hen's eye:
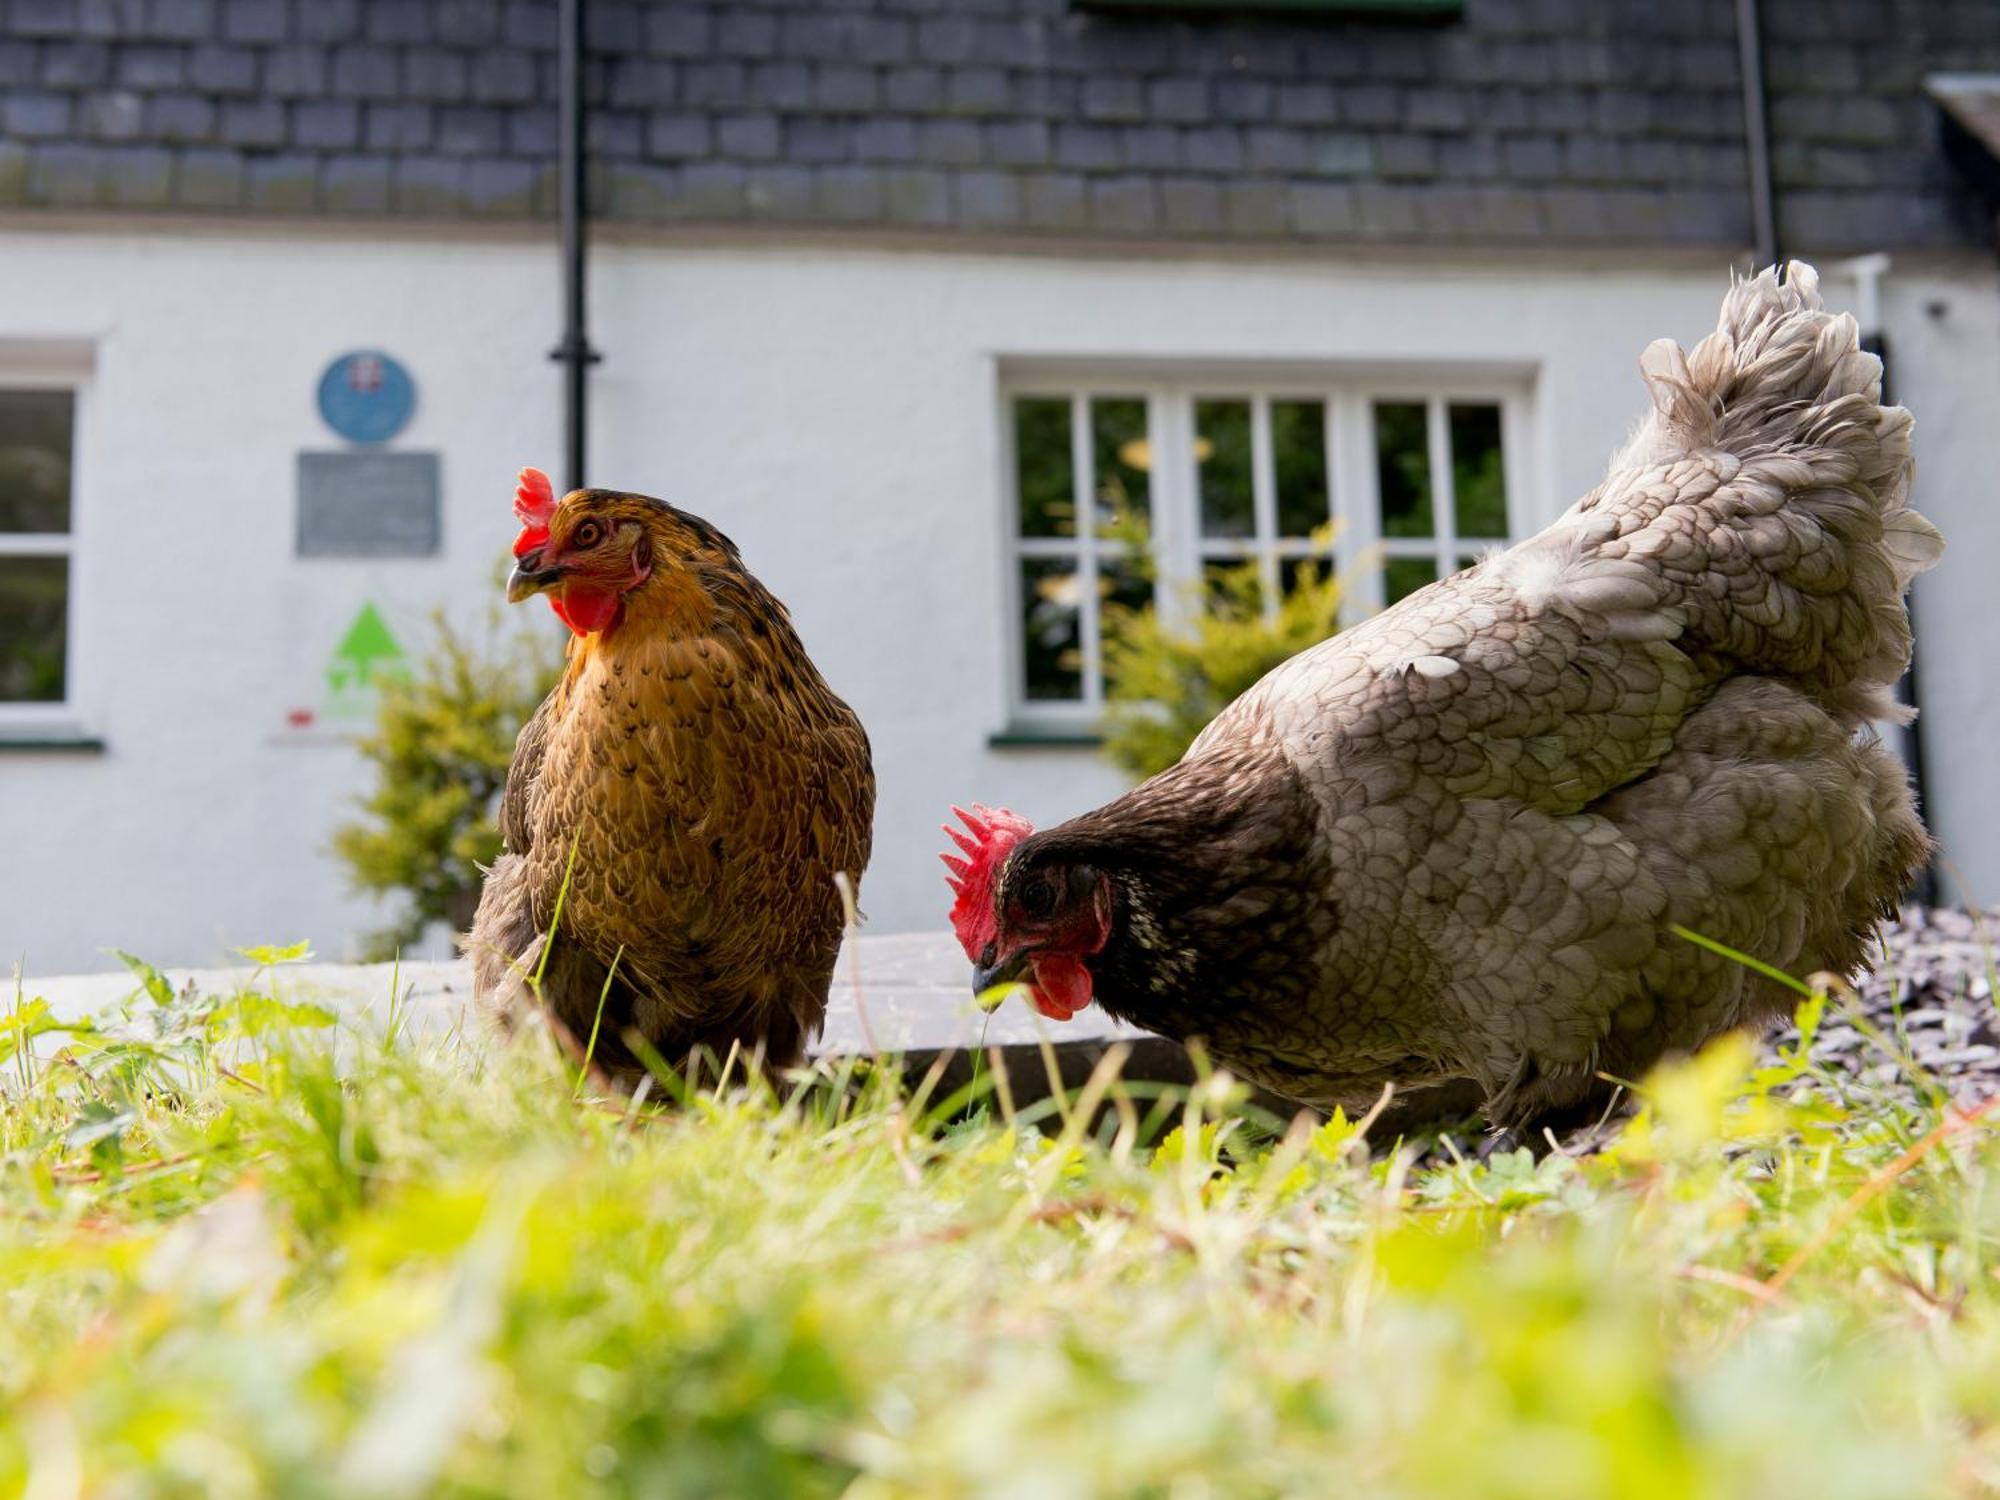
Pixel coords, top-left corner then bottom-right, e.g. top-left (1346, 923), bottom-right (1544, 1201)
top-left (572, 520), bottom-right (603, 549)
top-left (1019, 877), bottom-right (1058, 920)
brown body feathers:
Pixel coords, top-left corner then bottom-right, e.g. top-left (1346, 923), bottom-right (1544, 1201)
top-left (468, 486), bottom-right (874, 1077)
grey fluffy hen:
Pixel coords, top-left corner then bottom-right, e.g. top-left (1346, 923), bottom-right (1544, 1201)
top-left (948, 262), bottom-right (1945, 1134)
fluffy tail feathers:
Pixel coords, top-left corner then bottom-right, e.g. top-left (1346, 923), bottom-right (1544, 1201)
top-left (1542, 261), bottom-right (1942, 727)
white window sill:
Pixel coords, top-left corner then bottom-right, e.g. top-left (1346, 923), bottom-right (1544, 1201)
top-left (0, 720), bottom-right (106, 753)
top-left (987, 721), bottom-right (1105, 749)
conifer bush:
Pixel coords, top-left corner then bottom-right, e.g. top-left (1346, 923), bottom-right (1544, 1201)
top-left (333, 610), bottom-right (558, 958)
top-left (1100, 518), bottom-right (1346, 780)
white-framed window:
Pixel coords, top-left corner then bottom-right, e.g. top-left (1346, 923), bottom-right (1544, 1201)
top-left (998, 374), bottom-right (1529, 723)
top-left (0, 382), bottom-right (79, 715)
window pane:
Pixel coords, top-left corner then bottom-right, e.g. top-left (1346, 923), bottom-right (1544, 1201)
top-left (1013, 398), bottom-right (1074, 539)
top-left (0, 554), bottom-right (68, 702)
top-left (1090, 397), bottom-right (1150, 528)
top-left (1271, 400), bottom-right (1329, 538)
top-left (1099, 554), bottom-right (1152, 631)
top-left (1373, 401), bottom-right (1433, 539)
top-left (1450, 403), bottom-right (1507, 538)
top-left (1278, 553), bottom-right (1337, 603)
top-left (0, 390), bottom-right (74, 535)
top-left (1020, 557), bottom-right (1083, 701)
top-left (1384, 556), bottom-right (1436, 604)
top-left (1202, 553), bottom-right (1262, 617)
top-left (1195, 399), bottom-right (1254, 539)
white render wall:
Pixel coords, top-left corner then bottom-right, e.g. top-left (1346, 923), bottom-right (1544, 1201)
top-left (1, 223), bottom-right (1994, 974)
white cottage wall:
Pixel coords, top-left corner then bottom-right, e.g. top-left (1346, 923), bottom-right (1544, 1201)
top-left (0, 223), bottom-right (1988, 972)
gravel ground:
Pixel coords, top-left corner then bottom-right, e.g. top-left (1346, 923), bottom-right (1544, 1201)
top-left (1779, 906), bottom-right (2000, 1106)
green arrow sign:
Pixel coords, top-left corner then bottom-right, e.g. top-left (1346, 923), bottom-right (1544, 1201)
top-left (326, 602), bottom-right (406, 693)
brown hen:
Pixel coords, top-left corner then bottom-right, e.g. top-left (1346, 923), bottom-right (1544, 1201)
top-left (468, 469), bottom-right (873, 1078)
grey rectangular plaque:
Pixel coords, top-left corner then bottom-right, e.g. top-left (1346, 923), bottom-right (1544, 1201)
top-left (296, 450), bottom-right (442, 558)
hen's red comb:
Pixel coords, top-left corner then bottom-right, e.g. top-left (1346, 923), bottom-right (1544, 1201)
top-left (941, 804), bottom-right (1035, 962)
top-left (512, 466), bottom-right (558, 559)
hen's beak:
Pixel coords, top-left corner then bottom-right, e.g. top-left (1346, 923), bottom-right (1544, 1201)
top-left (971, 946), bottom-right (1032, 1006)
top-left (507, 553), bottom-right (562, 603)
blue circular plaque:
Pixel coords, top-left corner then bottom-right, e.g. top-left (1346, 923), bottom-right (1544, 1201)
top-left (316, 350), bottom-right (416, 446)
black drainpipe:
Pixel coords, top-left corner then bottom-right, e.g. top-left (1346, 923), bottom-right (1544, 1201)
top-left (1735, 0), bottom-right (1779, 269)
top-left (550, 0), bottom-right (600, 493)
top-left (1860, 323), bottom-right (1940, 906)
top-left (1738, 3), bottom-right (1937, 903)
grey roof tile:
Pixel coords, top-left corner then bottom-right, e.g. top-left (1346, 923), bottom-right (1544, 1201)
top-left (677, 161), bottom-right (746, 218)
top-left (321, 151), bottom-right (391, 211)
top-left (1182, 124), bottom-right (1244, 174)
top-left (15, 0), bottom-right (84, 37)
top-left (1088, 173), bottom-right (1156, 234)
top-left (330, 45), bottom-right (399, 100)
top-left (376, 100), bottom-right (438, 152)
top-left (295, 0), bottom-right (356, 43)
top-left (985, 118), bottom-right (1049, 166)
top-left (0, 142), bottom-right (26, 202)
top-left (464, 153), bottom-right (537, 214)
top-left (1223, 178), bottom-right (1287, 236)
top-left (113, 43), bottom-right (183, 88)
top-left (714, 11), bottom-right (778, 58)
top-left (646, 111), bottom-right (710, 160)
top-left (471, 50), bottom-right (536, 105)
top-left (1119, 124), bottom-right (1179, 172)
top-left (747, 63), bottom-right (811, 111)
top-left (294, 101), bottom-right (360, 149)
top-left (146, 90), bottom-right (215, 142)
top-left (42, 39), bottom-right (113, 87)
top-left (882, 65), bottom-right (944, 111)
top-left (956, 166), bottom-right (1022, 228)
top-left (1290, 180), bottom-right (1358, 235)
top-left (1158, 174), bottom-right (1223, 234)
top-left (405, 49), bottom-right (469, 103)
top-left (218, 97), bottom-right (283, 146)
top-left (716, 114), bottom-right (781, 160)
top-left (1021, 169), bottom-right (1087, 230)
top-left (29, 142), bottom-right (114, 204)
top-left (77, 89), bottom-right (145, 138)
top-left (175, 143), bottom-right (243, 204)
top-left (364, 0), bottom-right (430, 45)
top-left (6, 92), bottom-right (77, 139)
top-left (947, 67), bottom-right (1010, 117)
top-left (257, 43), bottom-right (321, 94)
top-left (101, 142), bottom-right (172, 202)
top-left (740, 163), bottom-right (811, 219)
top-left (645, 6), bottom-right (709, 59)
top-left (430, 0), bottom-right (496, 47)
top-left (813, 163), bottom-right (887, 221)
top-left (185, 40), bottom-right (253, 91)
top-left (919, 116), bottom-right (982, 165)
top-left (245, 149), bottom-right (317, 209)
top-left (882, 164), bottom-right (949, 222)
top-left (855, 115), bottom-right (919, 161)
top-left (815, 65), bottom-right (880, 115)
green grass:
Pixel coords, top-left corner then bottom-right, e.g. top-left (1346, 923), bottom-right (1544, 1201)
top-left (3, 953), bottom-right (1998, 1499)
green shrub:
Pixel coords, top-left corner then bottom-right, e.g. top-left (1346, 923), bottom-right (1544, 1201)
top-left (1100, 517), bottom-right (1346, 780)
top-left (333, 609), bottom-right (559, 959)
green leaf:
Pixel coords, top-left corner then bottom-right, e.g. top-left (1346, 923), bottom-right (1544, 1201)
top-left (65, 1100), bottom-right (137, 1151)
top-left (110, 949), bottom-right (176, 1008)
top-left (234, 941), bottom-right (315, 966)
top-left (206, 993), bottom-right (338, 1040)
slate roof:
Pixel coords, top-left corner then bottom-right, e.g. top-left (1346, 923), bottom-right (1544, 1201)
top-left (1, 0), bottom-right (1997, 252)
